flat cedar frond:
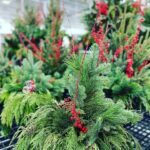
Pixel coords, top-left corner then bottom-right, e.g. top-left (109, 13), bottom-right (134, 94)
top-left (1, 92), bottom-right (52, 127)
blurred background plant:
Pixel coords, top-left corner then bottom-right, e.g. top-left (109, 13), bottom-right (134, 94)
top-left (81, 0), bottom-right (150, 50)
top-left (3, 0), bottom-right (68, 77)
top-left (0, 52), bottom-right (64, 135)
top-left (87, 1), bottom-right (150, 111)
top-left (3, 6), bottom-right (46, 62)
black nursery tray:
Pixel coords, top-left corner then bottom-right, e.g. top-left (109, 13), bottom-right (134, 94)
top-left (0, 135), bottom-right (14, 150)
top-left (126, 112), bottom-right (150, 150)
top-left (0, 126), bottom-right (17, 150)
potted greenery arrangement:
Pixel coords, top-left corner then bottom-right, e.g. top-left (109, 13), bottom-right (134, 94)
top-left (89, 4), bottom-right (150, 111)
top-left (0, 52), bottom-right (65, 134)
top-left (13, 47), bottom-right (141, 149)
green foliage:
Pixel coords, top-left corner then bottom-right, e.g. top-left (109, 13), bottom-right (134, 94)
top-left (14, 46), bottom-right (141, 149)
top-left (140, 8), bottom-right (150, 41)
top-left (0, 52), bottom-right (12, 87)
top-left (142, 8), bottom-right (150, 28)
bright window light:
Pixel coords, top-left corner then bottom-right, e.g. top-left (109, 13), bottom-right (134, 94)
top-left (2, 0), bottom-right (11, 5)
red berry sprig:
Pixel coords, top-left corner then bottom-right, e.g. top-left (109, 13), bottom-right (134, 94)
top-left (63, 98), bottom-right (88, 133)
top-left (22, 80), bottom-right (36, 93)
top-left (70, 105), bottom-right (88, 133)
top-left (92, 26), bottom-right (108, 65)
top-left (96, 2), bottom-right (108, 16)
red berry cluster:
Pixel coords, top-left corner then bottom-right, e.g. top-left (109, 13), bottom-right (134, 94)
top-left (125, 51), bottom-right (135, 78)
top-left (62, 98), bottom-right (88, 133)
top-left (20, 33), bottom-right (63, 63)
top-left (52, 38), bottom-right (63, 61)
top-left (112, 18), bottom-right (145, 77)
top-left (96, 2), bottom-right (108, 16)
top-left (132, 0), bottom-right (144, 16)
top-left (138, 60), bottom-right (149, 71)
top-left (112, 47), bottom-right (123, 62)
top-left (70, 105), bottom-right (88, 133)
top-left (112, 37), bottom-right (129, 62)
top-left (22, 80), bottom-right (36, 93)
top-left (92, 26), bottom-right (108, 65)
top-left (71, 44), bottom-right (80, 54)
top-left (20, 33), bottom-right (46, 62)
top-left (125, 19), bottom-right (143, 78)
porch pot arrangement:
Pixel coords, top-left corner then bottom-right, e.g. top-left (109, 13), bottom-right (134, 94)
top-left (0, 0), bottom-right (150, 150)
top-left (14, 49), bottom-right (141, 149)
top-left (0, 52), bottom-right (56, 133)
